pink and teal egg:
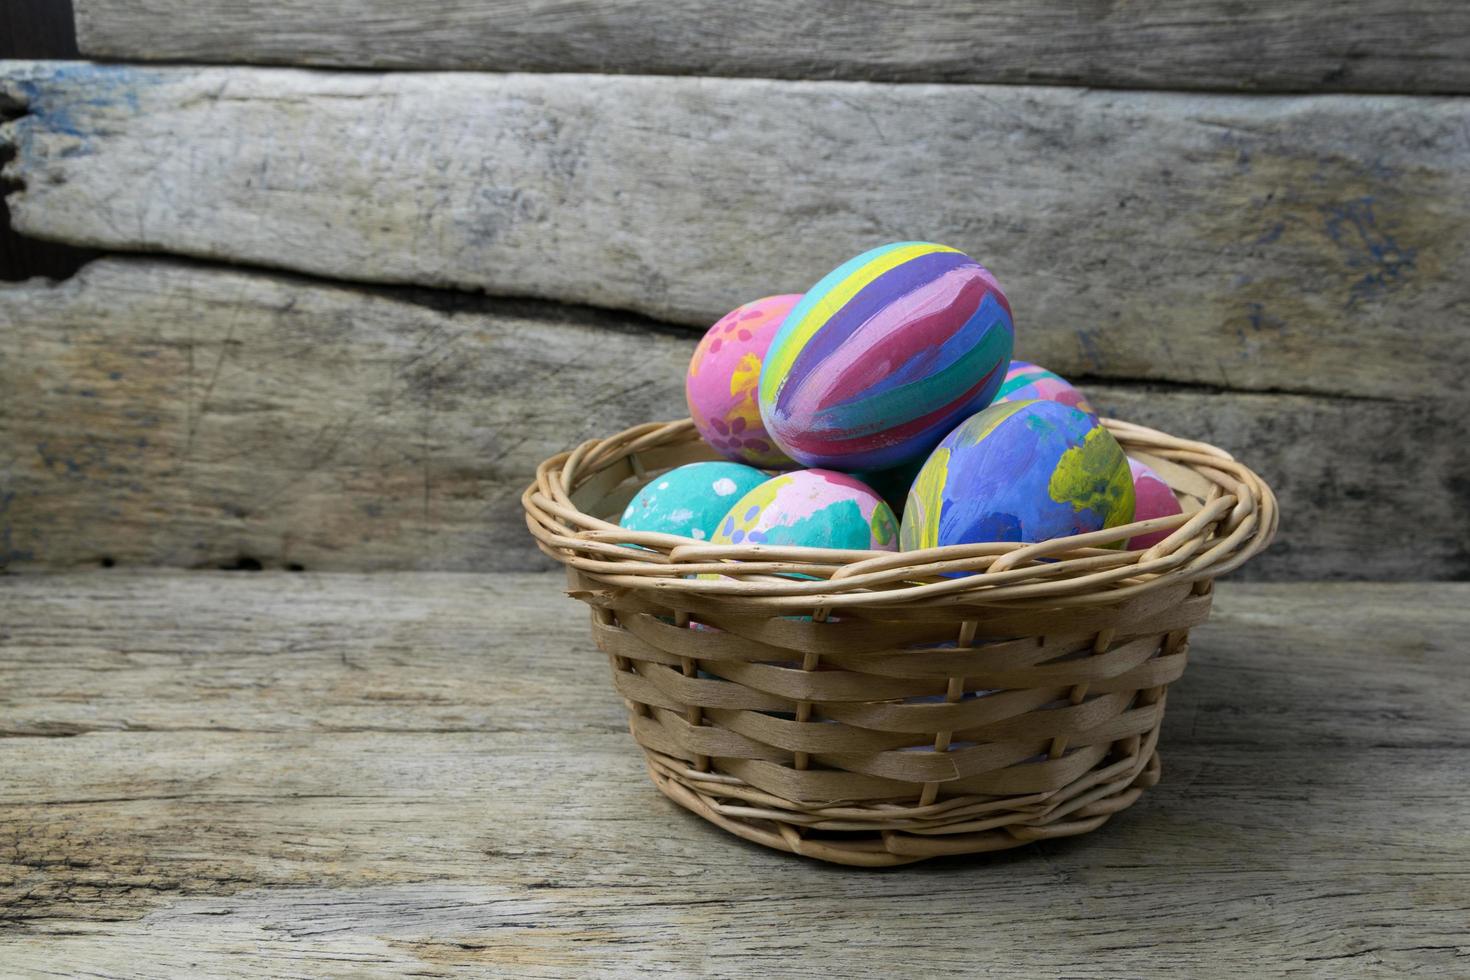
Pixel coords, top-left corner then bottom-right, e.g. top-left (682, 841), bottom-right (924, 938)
top-left (995, 360), bottom-right (1097, 419)
top-left (900, 400), bottom-right (1134, 549)
top-left (758, 242), bottom-right (1014, 471)
top-left (686, 294), bottom-right (802, 468)
top-left (619, 461), bottom-right (768, 541)
top-left (712, 469), bottom-right (899, 551)
top-left (1127, 458), bottom-right (1185, 550)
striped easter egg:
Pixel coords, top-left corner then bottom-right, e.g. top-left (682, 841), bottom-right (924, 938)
top-left (995, 360), bottom-right (1097, 419)
top-left (758, 242), bottom-right (1015, 471)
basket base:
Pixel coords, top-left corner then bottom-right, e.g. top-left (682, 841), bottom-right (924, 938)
top-left (646, 749), bottom-right (1162, 868)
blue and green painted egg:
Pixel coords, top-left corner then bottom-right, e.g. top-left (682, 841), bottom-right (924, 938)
top-left (712, 469), bottom-right (899, 551)
top-left (619, 461), bottom-right (768, 540)
top-left (900, 400), bottom-right (1134, 549)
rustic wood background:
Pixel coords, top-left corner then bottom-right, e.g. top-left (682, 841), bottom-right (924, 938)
top-left (71, 0), bottom-right (1470, 93)
top-left (1, 4), bottom-right (1468, 579)
top-left (4, 572), bottom-right (1468, 976)
top-left (4, 7), bottom-right (1470, 976)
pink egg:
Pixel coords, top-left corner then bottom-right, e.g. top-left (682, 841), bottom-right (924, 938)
top-left (995, 360), bottom-right (1097, 419)
top-left (1128, 458), bottom-right (1185, 550)
top-left (687, 295), bottom-right (802, 468)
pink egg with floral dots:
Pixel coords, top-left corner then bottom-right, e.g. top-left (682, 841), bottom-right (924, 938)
top-left (687, 295), bottom-right (802, 468)
top-left (1128, 458), bottom-right (1185, 550)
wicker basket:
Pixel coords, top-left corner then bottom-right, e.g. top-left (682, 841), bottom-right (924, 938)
top-left (524, 416), bottom-right (1277, 867)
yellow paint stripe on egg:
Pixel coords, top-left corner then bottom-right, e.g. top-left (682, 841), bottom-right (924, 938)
top-left (907, 446), bottom-right (951, 550)
top-left (959, 398), bottom-right (1030, 446)
top-left (761, 242), bottom-right (958, 389)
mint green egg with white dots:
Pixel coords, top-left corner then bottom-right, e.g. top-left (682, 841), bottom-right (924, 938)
top-left (619, 461), bottom-right (768, 541)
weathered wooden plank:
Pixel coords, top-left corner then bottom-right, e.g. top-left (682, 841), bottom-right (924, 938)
top-left (2, 574), bottom-right (1464, 748)
top-left (1, 572), bottom-right (1467, 977)
top-left (4, 62), bottom-right (1468, 403)
top-left (3, 258), bottom-right (1466, 579)
top-left (0, 572), bottom-right (621, 737)
top-left (0, 258), bottom-right (692, 574)
top-left (72, 0), bottom-right (1470, 95)
top-left (0, 0), bottom-right (101, 284)
top-left (5, 742), bottom-right (1466, 976)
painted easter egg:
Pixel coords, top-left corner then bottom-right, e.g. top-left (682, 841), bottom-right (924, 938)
top-left (712, 469), bottom-right (899, 551)
top-left (759, 242), bottom-right (1014, 471)
top-left (619, 461), bottom-right (768, 541)
top-left (1127, 458), bottom-right (1185, 550)
top-left (995, 360), bottom-right (1097, 419)
top-left (900, 400), bottom-right (1134, 549)
top-left (686, 294), bottom-right (802, 468)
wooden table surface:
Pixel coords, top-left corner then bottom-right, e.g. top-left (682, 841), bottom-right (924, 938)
top-left (2, 572), bottom-right (1467, 977)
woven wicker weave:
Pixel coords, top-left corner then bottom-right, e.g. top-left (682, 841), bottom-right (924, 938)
top-left (524, 416), bottom-right (1277, 866)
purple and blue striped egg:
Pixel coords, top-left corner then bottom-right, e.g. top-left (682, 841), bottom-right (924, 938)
top-left (994, 360), bottom-right (1097, 419)
top-left (900, 400), bottom-right (1135, 549)
top-left (711, 469), bottom-right (899, 552)
top-left (758, 242), bottom-right (1015, 471)
top-left (619, 461), bottom-right (768, 541)
top-left (1127, 458), bottom-right (1185, 550)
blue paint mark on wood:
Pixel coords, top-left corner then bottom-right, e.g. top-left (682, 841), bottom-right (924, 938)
top-left (1239, 302), bottom-right (1287, 343)
top-left (1074, 327), bottom-right (1105, 369)
top-left (34, 437), bottom-right (110, 480)
top-left (1321, 196), bottom-right (1416, 306)
top-left (2, 62), bottom-right (164, 152)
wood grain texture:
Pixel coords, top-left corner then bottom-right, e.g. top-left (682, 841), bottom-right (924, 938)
top-left (71, 0), bottom-right (1470, 95)
top-left (0, 8), bottom-right (98, 283)
top-left (0, 257), bottom-right (692, 574)
top-left (4, 258), bottom-right (1466, 579)
top-left (2, 572), bottom-right (1467, 977)
top-left (4, 62), bottom-right (1469, 403)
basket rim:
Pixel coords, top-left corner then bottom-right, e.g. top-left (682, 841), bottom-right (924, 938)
top-left (523, 416), bottom-right (1277, 610)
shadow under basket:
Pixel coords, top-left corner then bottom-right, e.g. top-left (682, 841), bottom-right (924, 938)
top-left (524, 417), bottom-right (1277, 867)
